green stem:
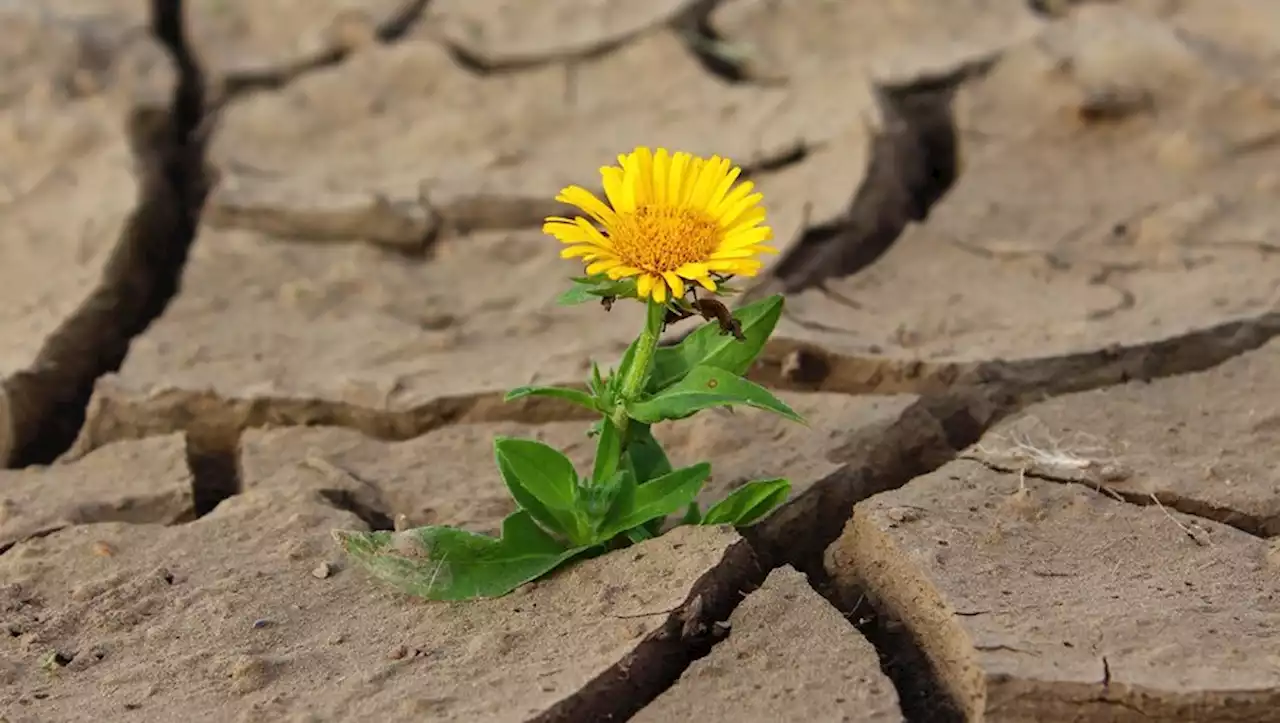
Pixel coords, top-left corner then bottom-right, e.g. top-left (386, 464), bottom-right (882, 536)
top-left (610, 300), bottom-right (666, 434)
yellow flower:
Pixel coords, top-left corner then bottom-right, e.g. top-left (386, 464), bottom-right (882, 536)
top-left (545, 147), bottom-right (777, 303)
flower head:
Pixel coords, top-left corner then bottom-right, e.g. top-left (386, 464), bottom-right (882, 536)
top-left (545, 147), bottom-right (776, 303)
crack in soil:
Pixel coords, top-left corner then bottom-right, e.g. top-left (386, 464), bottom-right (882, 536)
top-left (744, 67), bottom-right (971, 303)
top-left (71, 388), bottom-right (599, 460)
top-left (185, 430), bottom-right (242, 519)
top-left (819, 571), bottom-right (965, 723)
top-left (0, 0), bottom-right (214, 468)
top-left (533, 537), bottom-right (763, 723)
top-left (670, 0), bottom-right (786, 86)
top-left (434, 2), bottom-right (703, 76)
top-left (219, 0), bottom-right (433, 100)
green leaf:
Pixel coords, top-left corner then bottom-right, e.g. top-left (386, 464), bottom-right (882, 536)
top-left (609, 338), bottom-right (643, 400)
top-left (581, 467), bottom-right (631, 534)
top-left (589, 361), bottom-right (606, 398)
top-left (504, 385), bottom-right (598, 411)
top-left (592, 418), bottom-right (623, 485)
top-left (702, 478), bottom-right (791, 527)
top-left (627, 365), bottom-right (805, 425)
top-left (334, 510), bottom-right (588, 601)
top-left (680, 502), bottom-right (702, 525)
top-left (624, 525), bottom-right (654, 544)
top-left (493, 437), bottom-right (589, 544)
top-left (596, 462), bottom-right (711, 541)
top-left (649, 295), bottom-right (783, 392)
top-left (556, 284), bottom-right (598, 306)
top-left (624, 423), bottom-right (673, 484)
top-left (557, 275), bottom-right (639, 306)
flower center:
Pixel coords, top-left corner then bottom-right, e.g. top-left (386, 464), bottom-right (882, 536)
top-left (609, 205), bottom-right (721, 273)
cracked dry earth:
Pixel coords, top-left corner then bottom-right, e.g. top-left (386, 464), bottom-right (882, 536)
top-left (4, 0), bottom-right (1280, 721)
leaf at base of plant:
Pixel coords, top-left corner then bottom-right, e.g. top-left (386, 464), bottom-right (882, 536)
top-left (596, 462), bottom-right (711, 541)
top-left (701, 478), bottom-right (791, 528)
top-left (334, 510), bottom-right (589, 601)
top-left (493, 437), bottom-right (589, 545)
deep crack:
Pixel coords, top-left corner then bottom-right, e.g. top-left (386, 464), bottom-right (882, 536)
top-left (533, 538), bottom-right (764, 723)
top-left (1, 0), bottom-right (214, 468)
top-left (670, 0), bottom-right (779, 86)
top-left (186, 430), bottom-right (242, 519)
top-left (818, 571), bottom-right (964, 723)
top-left (751, 68), bottom-right (972, 301)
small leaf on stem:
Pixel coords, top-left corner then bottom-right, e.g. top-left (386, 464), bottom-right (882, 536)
top-left (504, 385), bottom-right (599, 411)
top-left (649, 294), bottom-right (783, 392)
top-left (626, 365), bottom-right (805, 425)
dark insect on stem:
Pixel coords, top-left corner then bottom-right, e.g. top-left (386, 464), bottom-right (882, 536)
top-left (663, 304), bottom-right (696, 330)
top-left (692, 297), bottom-right (744, 341)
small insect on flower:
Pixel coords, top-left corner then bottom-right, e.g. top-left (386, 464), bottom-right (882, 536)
top-left (544, 147), bottom-right (778, 303)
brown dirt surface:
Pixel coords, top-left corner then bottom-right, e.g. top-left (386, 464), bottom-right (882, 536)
top-left (633, 565), bottom-right (903, 723)
top-left (964, 337), bottom-right (1280, 537)
top-left (1, 478), bottom-right (755, 722)
top-left (826, 458), bottom-right (1280, 722)
top-left (5, 0), bottom-right (1280, 721)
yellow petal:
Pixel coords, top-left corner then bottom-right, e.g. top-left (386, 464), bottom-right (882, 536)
top-left (601, 166), bottom-right (629, 214)
top-left (713, 178), bottom-right (755, 214)
top-left (617, 155), bottom-right (640, 213)
top-left (607, 265), bottom-right (642, 280)
top-left (722, 225), bottom-right (773, 249)
top-left (675, 262), bottom-right (710, 279)
top-left (723, 206), bottom-right (767, 234)
top-left (555, 186), bottom-right (617, 225)
top-left (710, 248), bottom-right (769, 260)
top-left (687, 155), bottom-right (724, 210)
top-left (545, 221), bottom-right (588, 243)
top-left (706, 259), bottom-right (764, 275)
top-left (560, 245), bottom-right (599, 259)
top-left (630, 146), bottom-right (654, 206)
top-left (570, 217), bottom-right (612, 247)
top-left (637, 273), bottom-right (655, 299)
top-left (652, 148), bottom-right (671, 205)
top-left (706, 164), bottom-right (743, 209)
top-left (652, 277), bottom-right (668, 302)
top-left (692, 275), bottom-right (717, 291)
top-left (586, 258), bottom-right (623, 275)
top-left (669, 151), bottom-right (690, 206)
top-left (717, 191), bottom-right (764, 228)
top-left (662, 271), bottom-right (685, 299)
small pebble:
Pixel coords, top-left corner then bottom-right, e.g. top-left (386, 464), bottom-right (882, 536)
top-left (311, 562), bottom-right (332, 579)
top-left (387, 645), bottom-right (408, 660)
top-left (91, 541), bottom-right (115, 557)
top-left (252, 619), bottom-right (272, 630)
